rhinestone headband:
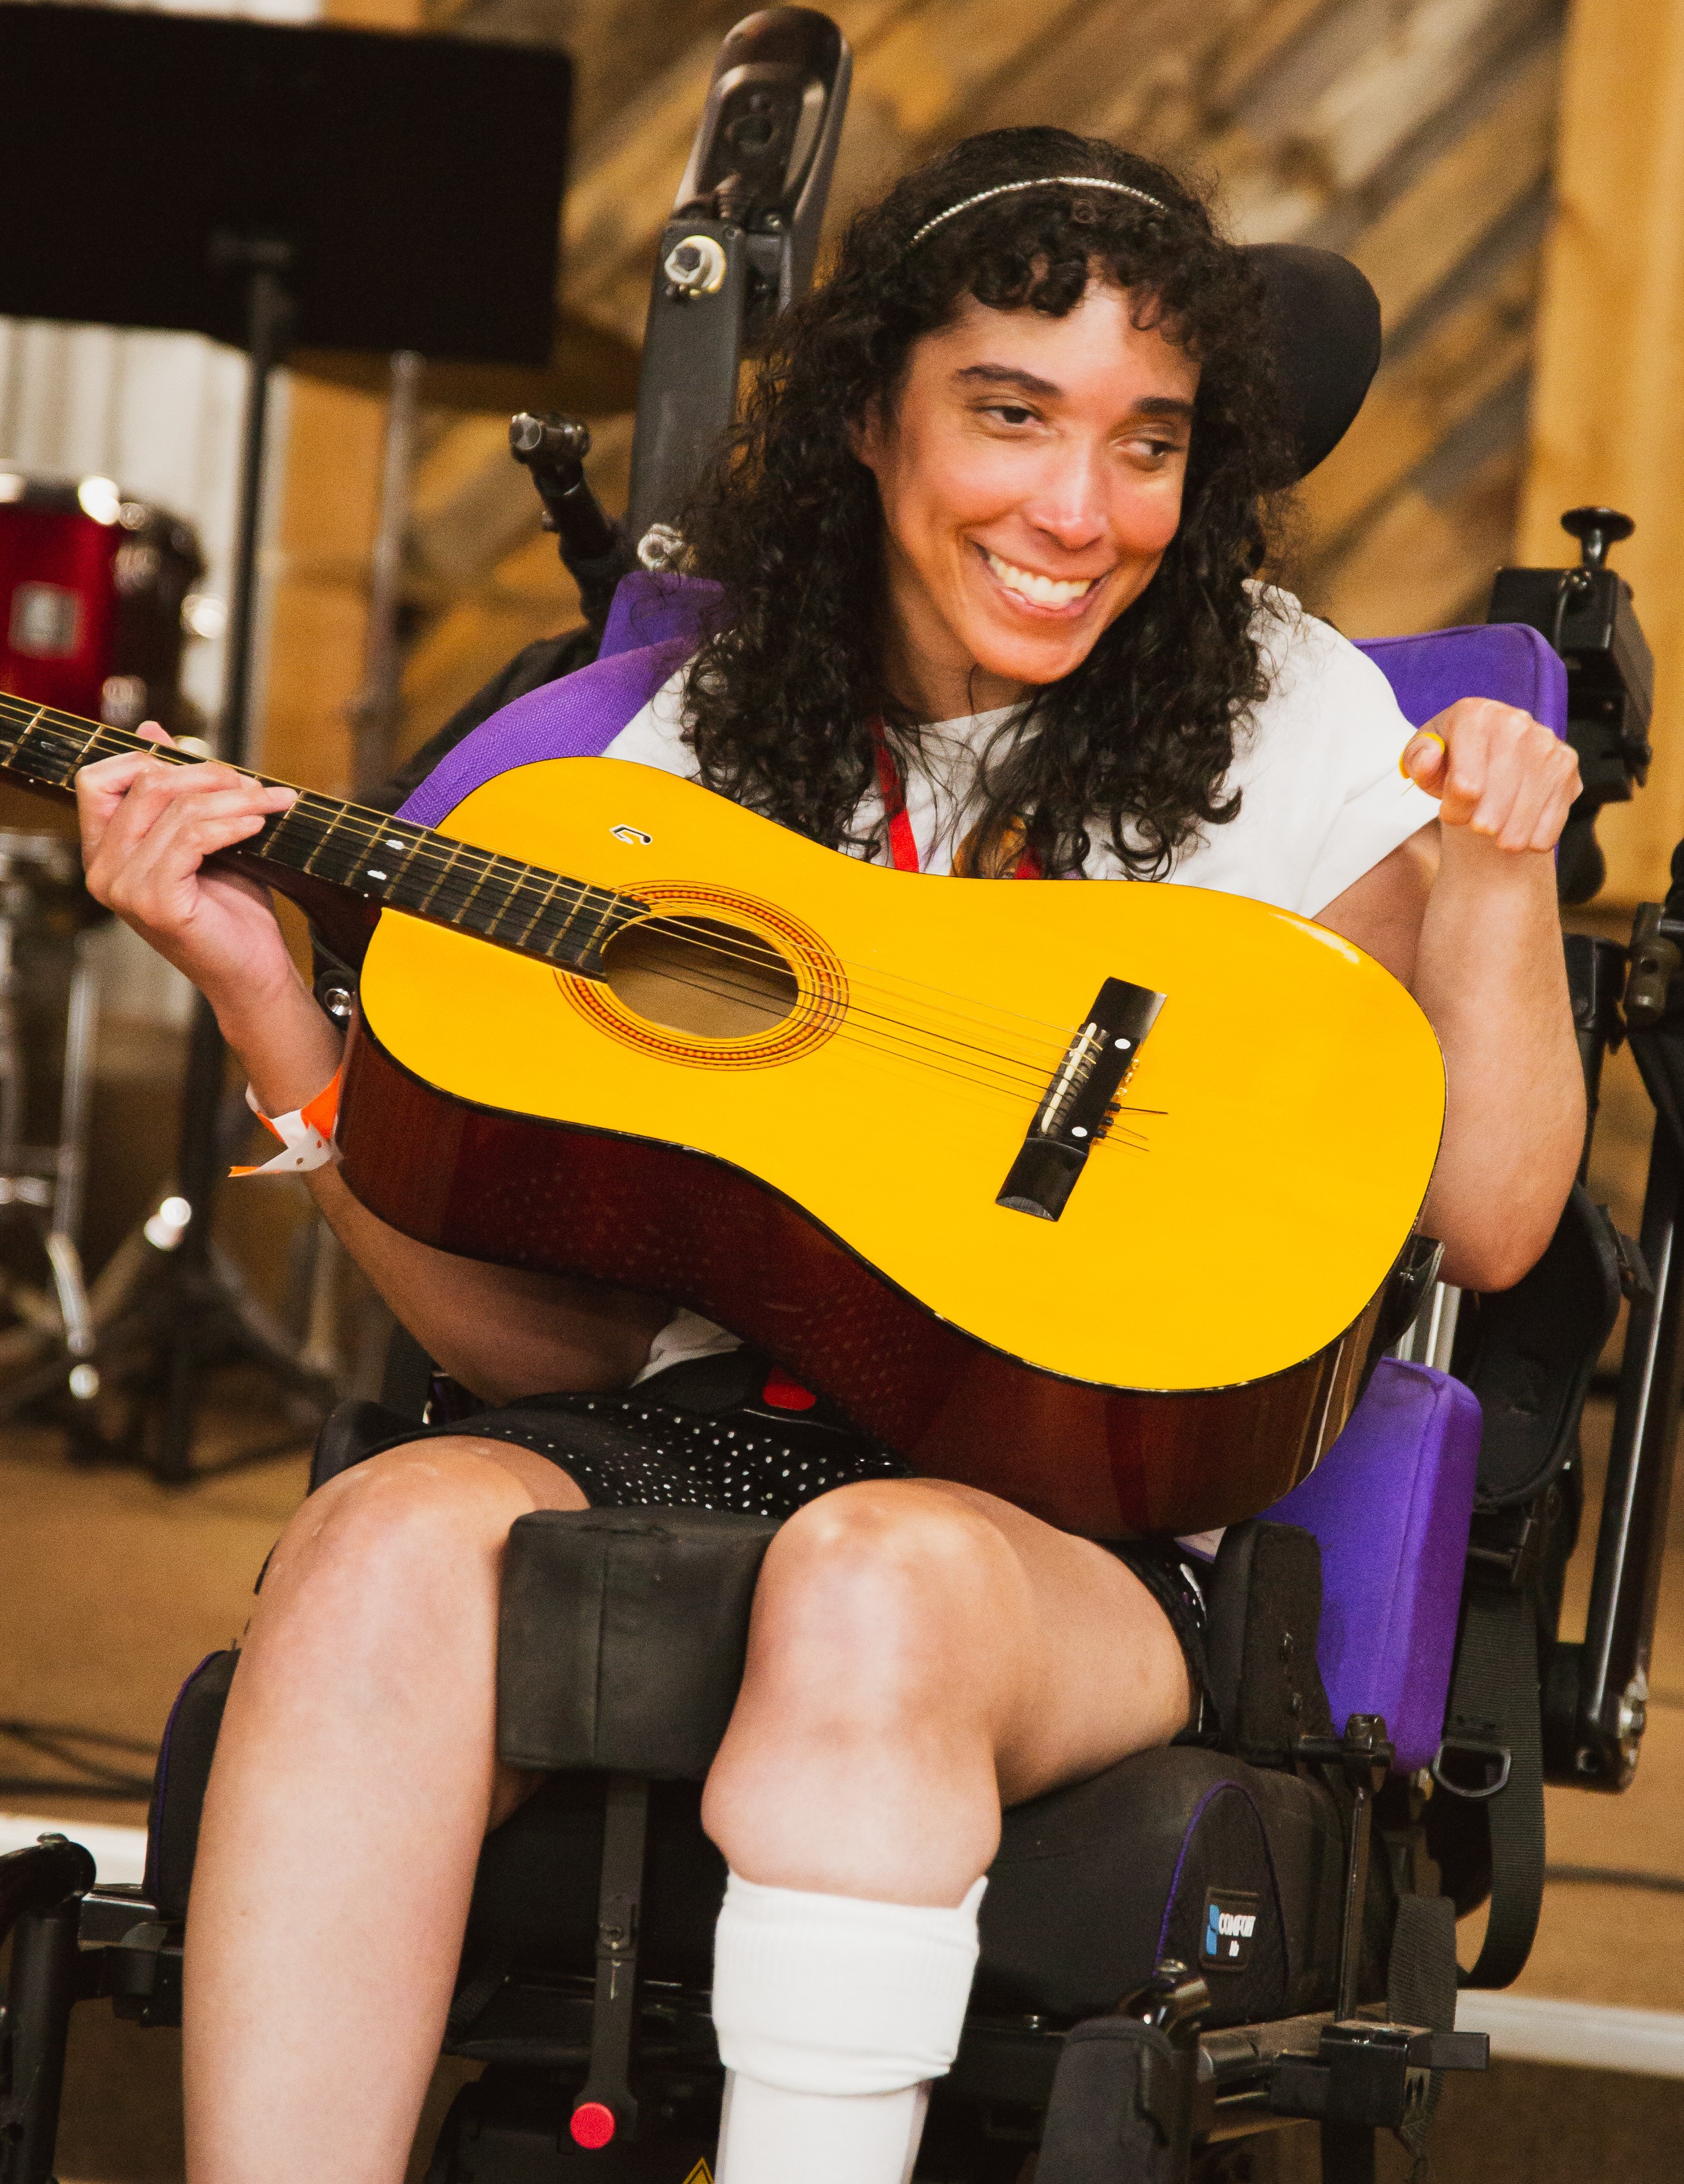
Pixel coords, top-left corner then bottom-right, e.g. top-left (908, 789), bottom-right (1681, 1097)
top-left (907, 176), bottom-right (1170, 250)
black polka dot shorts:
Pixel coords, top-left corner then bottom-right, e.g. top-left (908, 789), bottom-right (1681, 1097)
top-left (360, 1348), bottom-right (911, 1521)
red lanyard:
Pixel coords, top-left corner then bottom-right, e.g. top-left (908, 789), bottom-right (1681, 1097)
top-left (869, 718), bottom-right (1041, 879)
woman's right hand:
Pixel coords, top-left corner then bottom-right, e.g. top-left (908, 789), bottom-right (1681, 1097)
top-left (75, 727), bottom-right (306, 1049)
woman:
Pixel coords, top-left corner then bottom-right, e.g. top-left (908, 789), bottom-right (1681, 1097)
top-left (75, 130), bottom-right (1582, 2184)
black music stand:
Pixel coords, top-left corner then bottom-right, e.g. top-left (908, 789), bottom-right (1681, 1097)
top-left (0, 5), bottom-right (571, 1479)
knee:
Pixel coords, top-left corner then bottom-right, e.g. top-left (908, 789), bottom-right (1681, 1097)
top-left (262, 1440), bottom-right (524, 1623)
top-left (746, 1483), bottom-right (1020, 1705)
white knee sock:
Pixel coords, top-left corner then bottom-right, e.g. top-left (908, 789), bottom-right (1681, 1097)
top-left (711, 1871), bottom-right (986, 2184)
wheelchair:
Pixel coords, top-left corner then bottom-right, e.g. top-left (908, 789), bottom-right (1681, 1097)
top-left (2, 15), bottom-right (1678, 2183)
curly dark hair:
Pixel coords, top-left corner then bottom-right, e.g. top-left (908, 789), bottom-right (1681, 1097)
top-left (678, 126), bottom-right (1293, 878)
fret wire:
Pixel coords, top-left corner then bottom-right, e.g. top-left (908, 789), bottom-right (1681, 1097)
top-left (0, 701), bottom-right (647, 938)
top-left (507, 864), bottom-right (566, 947)
top-left (485, 860), bottom-right (545, 942)
top-left (478, 859), bottom-right (528, 934)
top-left (300, 802), bottom-right (347, 877)
top-left (5, 705), bottom-right (50, 769)
top-left (410, 836), bottom-right (467, 914)
top-left (547, 875), bottom-right (597, 945)
top-left (455, 867), bottom-right (494, 930)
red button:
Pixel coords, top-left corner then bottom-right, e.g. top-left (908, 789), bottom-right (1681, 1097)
top-left (762, 1368), bottom-right (816, 1411)
top-left (570, 2102), bottom-right (617, 2149)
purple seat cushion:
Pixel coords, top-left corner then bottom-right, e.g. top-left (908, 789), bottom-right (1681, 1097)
top-left (1263, 1360), bottom-right (1481, 1773)
top-left (1355, 623), bottom-right (1567, 737)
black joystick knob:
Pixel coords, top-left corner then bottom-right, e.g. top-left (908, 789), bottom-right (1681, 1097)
top-left (1561, 505), bottom-right (1635, 569)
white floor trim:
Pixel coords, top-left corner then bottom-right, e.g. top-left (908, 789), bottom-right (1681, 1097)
top-left (0, 1812), bottom-right (147, 1886)
top-left (1458, 1992), bottom-right (1684, 2078)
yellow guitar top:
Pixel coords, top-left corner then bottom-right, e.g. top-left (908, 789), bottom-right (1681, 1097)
top-left (356, 757), bottom-right (1446, 1395)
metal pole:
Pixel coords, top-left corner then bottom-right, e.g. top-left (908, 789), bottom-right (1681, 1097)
top-left (218, 262), bottom-right (289, 769)
top-left (348, 349), bottom-right (422, 792)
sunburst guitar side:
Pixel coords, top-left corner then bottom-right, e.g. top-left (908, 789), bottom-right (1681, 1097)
top-left (337, 756), bottom-right (1446, 1536)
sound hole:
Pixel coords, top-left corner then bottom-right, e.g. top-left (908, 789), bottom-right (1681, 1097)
top-left (601, 915), bottom-right (799, 1038)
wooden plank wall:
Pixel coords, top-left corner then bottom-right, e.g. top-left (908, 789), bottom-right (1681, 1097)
top-left (274, 0), bottom-right (1582, 802)
top-left (1519, 0), bottom-right (1684, 909)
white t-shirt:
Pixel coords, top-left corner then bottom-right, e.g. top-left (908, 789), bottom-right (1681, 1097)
top-left (621, 588), bottom-right (1439, 1387)
top-left (610, 589), bottom-right (1438, 916)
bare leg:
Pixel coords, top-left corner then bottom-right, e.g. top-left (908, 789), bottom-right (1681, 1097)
top-left (183, 1436), bottom-right (586, 2184)
top-left (702, 1478), bottom-right (1190, 1905)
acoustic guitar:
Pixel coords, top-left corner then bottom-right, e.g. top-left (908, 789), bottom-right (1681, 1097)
top-left (0, 690), bottom-right (1445, 1535)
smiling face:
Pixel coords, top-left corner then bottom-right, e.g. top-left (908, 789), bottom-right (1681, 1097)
top-left (854, 280), bottom-right (1200, 720)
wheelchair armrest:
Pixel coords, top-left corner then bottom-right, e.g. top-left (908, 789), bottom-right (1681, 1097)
top-left (497, 1508), bottom-right (781, 1780)
top-left (1203, 1521), bottom-right (1335, 1764)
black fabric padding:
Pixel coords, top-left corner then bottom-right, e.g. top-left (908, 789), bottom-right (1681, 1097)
top-left (470, 1747), bottom-right (1357, 2022)
top-left (976, 1750), bottom-right (1350, 2026)
top-left (1451, 1184), bottom-right (1623, 1505)
top-left (497, 1508), bottom-right (780, 1779)
top-left (1203, 1522), bottom-right (1335, 1764)
top-left (1246, 243), bottom-right (1382, 486)
top-left (1034, 2016), bottom-right (1185, 2184)
top-left (1159, 1786), bottom-right (1288, 2009)
top-left (146, 1648), bottom-right (238, 1920)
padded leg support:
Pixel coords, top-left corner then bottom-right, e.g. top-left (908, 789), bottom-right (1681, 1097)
top-left (711, 1873), bottom-right (985, 2184)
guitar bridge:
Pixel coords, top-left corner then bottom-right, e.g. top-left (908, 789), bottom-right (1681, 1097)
top-left (996, 978), bottom-right (1165, 1221)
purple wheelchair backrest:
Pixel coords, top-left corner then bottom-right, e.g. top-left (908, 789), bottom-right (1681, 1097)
top-left (1354, 621), bottom-right (1567, 738)
top-left (1272, 619), bottom-right (1560, 1770)
top-left (403, 581), bottom-right (1567, 1772)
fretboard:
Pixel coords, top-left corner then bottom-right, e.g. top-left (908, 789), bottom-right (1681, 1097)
top-left (0, 693), bottom-right (648, 976)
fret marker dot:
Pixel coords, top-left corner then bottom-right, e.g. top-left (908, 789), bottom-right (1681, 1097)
top-left (367, 869), bottom-right (387, 882)
top-left (385, 839), bottom-right (405, 852)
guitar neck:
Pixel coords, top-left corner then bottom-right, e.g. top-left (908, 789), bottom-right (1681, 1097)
top-left (0, 691), bottom-right (645, 976)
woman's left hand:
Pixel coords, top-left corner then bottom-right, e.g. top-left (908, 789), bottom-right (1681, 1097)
top-left (1401, 698), bottom-right (1581, 855)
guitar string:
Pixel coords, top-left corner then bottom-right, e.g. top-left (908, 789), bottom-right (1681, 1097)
top-left (552, 949), bottom-right (1153, 1138)
top-left (575, 913), bottom-right (1168, 1116)
top-left (9, 704), bottom-right (1113, 1072)
top-left (556, 957), bottom-right (1153, 1150)
top-left (5, 706), bottom-right (1161, 1117)
top-left (5, 705), bottom-right (1162, 1098)
top-left (28, 711), bottom-right (1089, 1081)
top-left (4, 704), bottom-right (1102, 1065)
top-left (545, 922), bottom-right (1092, 1099)
top-left (542, 922), bottom-right (1165, 1132)
top-left (0, 706), bottom-right (1157, 1143)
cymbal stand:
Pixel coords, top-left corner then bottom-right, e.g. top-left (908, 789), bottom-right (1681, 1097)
top-left (32, 247), bottom-right (339, 1480)
top-left (0, 842), bottom-right (98, 1412)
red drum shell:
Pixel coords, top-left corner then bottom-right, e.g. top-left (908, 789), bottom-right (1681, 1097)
top-left (0, 475), bottom-right (203, 733)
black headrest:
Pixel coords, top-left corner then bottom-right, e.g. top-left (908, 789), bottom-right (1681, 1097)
top-left (1244, 242), bottom-right (1382, 487)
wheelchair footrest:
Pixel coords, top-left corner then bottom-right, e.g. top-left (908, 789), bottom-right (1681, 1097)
top-left (1267, 2020), bottom-right (1489, 2129)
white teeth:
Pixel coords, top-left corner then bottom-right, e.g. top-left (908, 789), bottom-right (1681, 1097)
top-left (984, 550), bottom-right (1096, 606)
